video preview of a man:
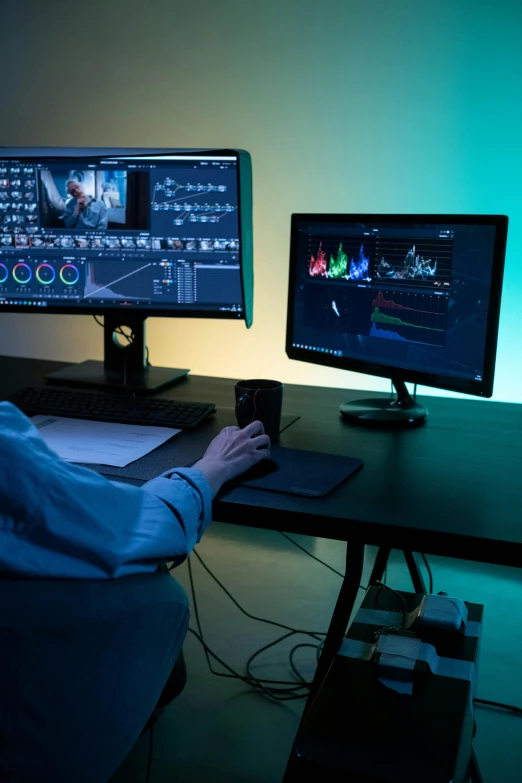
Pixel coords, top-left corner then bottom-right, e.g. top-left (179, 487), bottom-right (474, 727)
top-left (63, 179), bottom-right (108, 230)
top-left (38, 168), bottom-right (150, 232)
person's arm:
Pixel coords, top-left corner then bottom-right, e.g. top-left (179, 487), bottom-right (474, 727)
top-left (96, 202), bottom-right (109, 230)
top-left (62, 201), bottom-right (78, 228)
top-left (0, 404), bottom-right (269, 579)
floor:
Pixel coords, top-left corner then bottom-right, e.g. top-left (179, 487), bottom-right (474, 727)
top-left (109, 522), bottom-right (522, 783)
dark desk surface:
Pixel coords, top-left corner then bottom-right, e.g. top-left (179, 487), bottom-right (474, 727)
top-left (2, 355), bottom-right (522, 569)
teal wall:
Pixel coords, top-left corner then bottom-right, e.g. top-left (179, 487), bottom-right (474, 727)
top-left (0, 0), bottom-right (521, 401)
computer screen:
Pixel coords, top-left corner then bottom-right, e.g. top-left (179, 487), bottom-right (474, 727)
top-left (286, 214), bottom-right (508, 397)
top-left (0, 149), bottom-right (251, 323)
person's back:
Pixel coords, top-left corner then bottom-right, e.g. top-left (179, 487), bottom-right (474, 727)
top-left (0, 402), bottom-right (270, 780)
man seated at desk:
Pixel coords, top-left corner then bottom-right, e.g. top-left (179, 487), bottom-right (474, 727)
top-left (62, 178), bottom-right (109, 230)
top-left (0, 402), bottom-right (270, 783)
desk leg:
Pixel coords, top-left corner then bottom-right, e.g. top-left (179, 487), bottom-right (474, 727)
top-left (369, 546), bottom-right (391, 584)
top-left (404, 551), bottom-right (428, 594)
top-left (469, 749), bottom-right (484, 783)
top-left (302, 541), bottom-right (365, 719)
top-left (283, 541), bottom-right (365, 781)
top-left (304, 540), bottom-right (365, 712)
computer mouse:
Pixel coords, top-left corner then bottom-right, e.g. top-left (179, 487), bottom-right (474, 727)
top-left (240, 457), bottom-right (279, 482)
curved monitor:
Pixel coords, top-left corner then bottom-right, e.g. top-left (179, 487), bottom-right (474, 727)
top-left (0, 148), bottom-right (253, 327)
top-left (286, 214), bottom-right (508, 398)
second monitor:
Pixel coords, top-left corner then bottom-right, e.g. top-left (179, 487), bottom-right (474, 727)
top-left (286, 213), bottom-right (508, 426)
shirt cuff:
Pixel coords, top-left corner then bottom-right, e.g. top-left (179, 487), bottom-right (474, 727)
top-left (143, 467), bottom-right (213, 542)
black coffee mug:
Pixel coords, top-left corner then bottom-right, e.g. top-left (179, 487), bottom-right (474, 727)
top-left (234, 379), bottom-right (283, 442)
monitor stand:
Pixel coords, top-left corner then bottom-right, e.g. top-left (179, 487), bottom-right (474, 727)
top-left (45, 314), bottom-right (189, 394)
top-left (340, 379), bottom-right (427, 428)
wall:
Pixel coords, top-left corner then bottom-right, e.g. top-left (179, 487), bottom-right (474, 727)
top-left (0, 0), bottom-right (521, 401)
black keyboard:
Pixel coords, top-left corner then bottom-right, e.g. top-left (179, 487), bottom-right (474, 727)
top-left (6, 387), bottom-right (217, 430)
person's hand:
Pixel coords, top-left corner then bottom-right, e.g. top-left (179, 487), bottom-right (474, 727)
top-left (75, 195), bottom-right (88, 213)
top-left (193, 421), bottom-right (270, 497)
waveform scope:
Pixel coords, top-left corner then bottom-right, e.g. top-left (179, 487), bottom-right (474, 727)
top-left (370, 321), bottom-right (428, 344)
top-left (369, 289), bottom-right (447, 348)
top-left (371, 307), bottom-right (444, 332)
top-left (309, 241), bottom-right (370, 281)
top-left (375, 238), bottom-right (452, 288)
top-left (309, 241), bottom-right (327, 276)
top-left (371, 290), bottom-right (446, 316)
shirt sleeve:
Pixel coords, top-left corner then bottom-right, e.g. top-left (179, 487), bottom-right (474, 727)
top-left (96, 202), bottom-right (109, 229)
top-left (62, 201), bottom-right (77, 228)
top-left (0, 403), bottom-right (212, 579)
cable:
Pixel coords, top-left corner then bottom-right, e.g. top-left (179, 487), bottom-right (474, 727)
top-left (92, 315), bottom-right (151, 366)
top-left (187, 628), bottom-right (310, 688)
top-left (374, 580), bottom-right (407, 629)
top-left (188, 541), bottom-right (365, 700)
top-left (145, 724), bottom-right (154, 783)
top-left (279, 532), bottom-right (366, 590)
top-left (187, 627), bottom-right (310, 699)
top-left (474, 698), bottom-right (522, 715)
top-left (289, 643), bottom-right (318, 683)
top-left (186, 556), bottom-right (312, 700)
top-left (192, 549), bottom-right (326, 638)
top-left (244, 630), bottom-right (311, 696)
top-left (92, 314), bottom-right (134, 344)
top-left (421, 553), bottom-right (434, 594)
top-left (189, 550), bottom-right (522, 714)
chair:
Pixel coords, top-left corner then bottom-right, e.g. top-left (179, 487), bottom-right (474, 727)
top-left (0, 571), bottom-right (189, 783)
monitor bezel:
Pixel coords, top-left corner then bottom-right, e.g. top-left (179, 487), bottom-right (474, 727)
top-left (286, 213), bottom-right (508, 398)
top-left (0, 148), bottom-right (250, 323)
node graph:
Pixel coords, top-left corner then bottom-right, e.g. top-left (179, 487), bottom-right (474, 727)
top-left (152, 176), bottom-right (236, 226)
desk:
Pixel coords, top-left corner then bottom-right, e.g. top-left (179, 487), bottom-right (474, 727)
top-left (2, 355), bottom-right (522, 780)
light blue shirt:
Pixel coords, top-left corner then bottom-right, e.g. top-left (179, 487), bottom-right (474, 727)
top-left (63, 197), bottom-right (109, 230)
top-left (0, 402), bottom-right (212, 579)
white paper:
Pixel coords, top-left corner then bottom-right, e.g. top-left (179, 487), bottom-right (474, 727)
top-left (31, 415), bottom-right (180, 467)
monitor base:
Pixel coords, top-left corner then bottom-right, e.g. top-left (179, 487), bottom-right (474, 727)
top-left (340, 379), bottom-right (428, 429)
top-left (46, 360), bottom-right (189, 394)
top-left (46, 314), bottom-right (189, 394)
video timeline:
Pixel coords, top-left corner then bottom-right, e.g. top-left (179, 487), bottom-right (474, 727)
top-left (0, 234), bottom-right (239, 251)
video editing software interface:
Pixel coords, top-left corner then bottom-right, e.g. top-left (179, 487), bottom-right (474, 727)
top-left (290, 219), bottom-right (498, 382)
top-left (0, 154), bottom-right (243, 314)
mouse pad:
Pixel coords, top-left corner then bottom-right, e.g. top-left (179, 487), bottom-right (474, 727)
top-left (78, 410), bottom-right (300, 482)
top-left (238, 446), bottom-right (363, 497)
